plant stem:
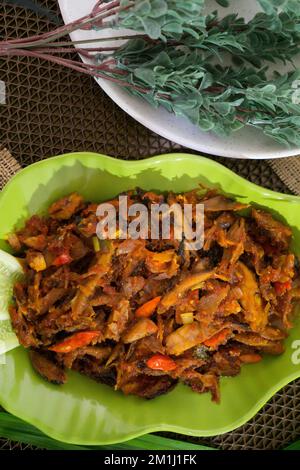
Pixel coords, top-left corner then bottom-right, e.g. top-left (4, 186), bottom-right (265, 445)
top-left (24, 37), bottom-right (143, 48)
top-left (0, 1), bottom-right (134, 49)
top-left (1, 48), bottom-right (150, 93)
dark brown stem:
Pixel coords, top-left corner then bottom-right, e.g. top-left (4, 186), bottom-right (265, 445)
top-left (205, 86), bottom-right (225, 94)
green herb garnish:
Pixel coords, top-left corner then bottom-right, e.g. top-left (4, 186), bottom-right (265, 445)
top-left (2, 0), bottom-right (300, 147)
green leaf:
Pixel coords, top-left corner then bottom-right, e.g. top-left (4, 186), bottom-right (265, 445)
top-left (284, 439), bottom-right (300, 450)
top-left (213, 102), bottom-right (232, 115)
top-left (260, 84), bottom-right (277, 93)
top-left (140, 17), bottom-right (162, 39)
top-left (215, 0), bottom-right (230, 7)
top-left (134, 68), bottom-right (156, 86)
top-left (198, 117), bottom-right (215, 131)
top-left (163, 22), bottom-right (183, 34)
top-left (133, 0), bottom-right (151, 15)
top-left (0, 412), bottom-right (216, 451)
top-left (199, 72), bottom-right (213, 90)
top-left (149, 0), bottom-right (168, 18)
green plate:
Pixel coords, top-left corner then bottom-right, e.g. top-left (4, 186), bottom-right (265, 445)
top-left (0, 152), bottom-right (300, 446)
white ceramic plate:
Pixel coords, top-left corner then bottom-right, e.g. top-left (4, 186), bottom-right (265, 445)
top-left (58, 0), bottom-right (300, 159)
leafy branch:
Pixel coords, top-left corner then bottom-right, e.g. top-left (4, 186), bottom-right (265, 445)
top-left (216, 0), bottom-right (300, 15)
top-left (257, 0), bottom-right (300, 16)
top-left (186, 10), bottom-right (300, 67)
top-left (102, 39), bottom-right (300, 146)
top-left (117, 0), bottom-right (206, 39)
top-left (1, 0), bottom-right (300, 147)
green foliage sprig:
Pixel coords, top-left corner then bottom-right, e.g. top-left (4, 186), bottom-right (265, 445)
top-left (184, 10), bottom-right (300, 67)
top-left (3, 0), bottom-right (300, 147)
top-left (117, 0), bottom-right (206, 39)
top-left (101, 38), bottom-right (300, 146)
top-left (258, 0), bottom-right (300, 16)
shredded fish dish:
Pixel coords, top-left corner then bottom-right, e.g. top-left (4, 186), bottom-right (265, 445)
top-left (8, 188), bottom-right (300, 402)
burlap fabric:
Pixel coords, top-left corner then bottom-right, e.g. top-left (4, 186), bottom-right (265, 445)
top-left (0, 0), bottom-right (300, 451)
top-left (0, 148), bottom-right (21, 188)
top-left (270, 158), bottom-right (300, 195)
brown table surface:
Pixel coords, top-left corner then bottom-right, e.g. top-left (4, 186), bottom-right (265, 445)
top-left (0, 0), bottom-right (300, 450)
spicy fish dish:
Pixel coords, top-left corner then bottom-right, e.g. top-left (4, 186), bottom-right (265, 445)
top-left (7, 188), bottom-right (300, 402)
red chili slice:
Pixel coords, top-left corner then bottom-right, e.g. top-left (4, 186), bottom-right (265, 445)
top-left (49, 331), bottom-right (101, 353)
top-left (52, 252), bottom-right (72, 266)
top-left (136, 296), bottom-right (161, 318)
top-left (146, 354), bottom-right (177, 371)
top-left (274, 280), bottom-right (292, 296)
top-left (203, 328), bottom-right (231, 349)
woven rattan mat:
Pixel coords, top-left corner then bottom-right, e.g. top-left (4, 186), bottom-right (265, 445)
top-left (1, 0), bottom-right (300, 451)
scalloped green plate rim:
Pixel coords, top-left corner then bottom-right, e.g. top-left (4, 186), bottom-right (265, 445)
top-left (0, 152), bottom-right (300, 446)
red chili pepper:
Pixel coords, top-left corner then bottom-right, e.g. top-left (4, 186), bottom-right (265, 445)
top-left (204, 328), bottom-right (231, 349)
top-left (52, 252), bottom-right (72, 266)
top-left (274, 280), bottom-right (292, 296)
top-left (49, 331), bottom-right (101, 353)
top-left (146, 354), bottom-right (177, 371)
top-left (136, 296), bottom-right (161, 318)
